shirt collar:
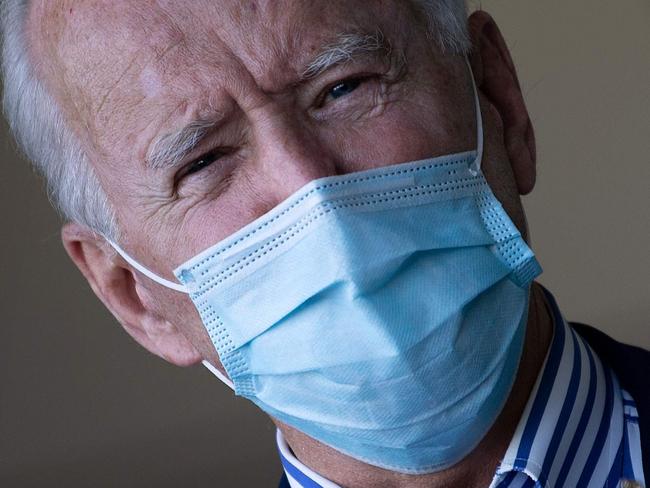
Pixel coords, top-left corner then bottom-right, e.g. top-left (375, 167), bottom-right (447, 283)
top-left (491, 287), bottom-right (631, 487)
top-left (277, 289), bottom-right (639, 488)
top-left (276, 429), bottom-right (341, 488)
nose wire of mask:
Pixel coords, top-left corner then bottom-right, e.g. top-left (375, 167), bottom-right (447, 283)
top-left (105, 59), bottom-right (484, 294)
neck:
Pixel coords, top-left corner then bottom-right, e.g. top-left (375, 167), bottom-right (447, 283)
top-left (275, 283), bottom-right (554, 488)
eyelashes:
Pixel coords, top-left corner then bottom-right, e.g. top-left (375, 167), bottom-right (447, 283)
top-left (184, 149), bottom-right (226, 176)
top-left (316, 74), bottom-right (380, 109)
top-left (320, 77), bottom-right (363, 105)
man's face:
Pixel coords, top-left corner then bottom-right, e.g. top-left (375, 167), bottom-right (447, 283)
top-left (29, 0), bottom-right (524, 364)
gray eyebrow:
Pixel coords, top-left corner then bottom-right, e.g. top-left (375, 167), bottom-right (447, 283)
top-left (145, 117), bottom-right (220, 170)
top-left (146, 30), bottom-right (390, 170)
top-left (301, 29), bottom-right (391, 80)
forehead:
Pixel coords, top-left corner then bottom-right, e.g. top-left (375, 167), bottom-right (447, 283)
top-left (29, 0), bottom-right (409, 151)
top-left (34, 1), bottom-right (405, 94)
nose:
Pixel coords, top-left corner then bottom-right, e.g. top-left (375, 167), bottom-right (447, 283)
top-left (252, 110), bottom-right (340, 204)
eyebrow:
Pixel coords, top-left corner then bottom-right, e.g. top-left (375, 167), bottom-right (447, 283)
top-left (145, 116), bottom-right (221, 170)
top-left (145, 30), bottom-right (392, 171)
top-left (301, 29), bottom-right (391, 80)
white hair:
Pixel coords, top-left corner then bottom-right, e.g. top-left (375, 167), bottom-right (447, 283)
top-left (412, 0), bottom-right (471, 53)
top-left (1, 1), bottom-right (118, 240)
top-left (0, 1), bottom-right (468, 242)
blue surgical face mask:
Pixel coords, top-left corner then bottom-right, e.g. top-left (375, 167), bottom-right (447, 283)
top-left (109, 64), bottom-right (541, 473)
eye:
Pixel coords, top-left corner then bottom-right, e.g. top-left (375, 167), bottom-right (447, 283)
top-left (314, 75), bottom-right (381, 113)
top-left (327, 78), bottom-right (362, 100)
top-left (185, 149), bottom-right (224, 176)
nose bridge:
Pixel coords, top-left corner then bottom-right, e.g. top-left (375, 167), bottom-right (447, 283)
top-left (254, 110), bottom-right (338, 199)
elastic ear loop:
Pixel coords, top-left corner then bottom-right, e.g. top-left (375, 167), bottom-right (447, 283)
top-left (466, 57), bottom-right (484, 175)
top-left (108, 240), bottom-right (190, 293)
top-left (202, 359), bottom-right (235, 390)
top-left (107, 241), bottom-right (236, 389)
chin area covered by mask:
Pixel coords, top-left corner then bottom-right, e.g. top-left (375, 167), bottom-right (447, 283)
top-left (109, 62), bottom-right (541, 473)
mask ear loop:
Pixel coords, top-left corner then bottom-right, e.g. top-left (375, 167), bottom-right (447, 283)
top-left (108, 240), bottom-right (190, 294)
top-left (202, 359), bottom-right (236, 390)
top-left (466, 57), bottom-right (484, 176)
top-left (107, 241), bottom-right (235, 388)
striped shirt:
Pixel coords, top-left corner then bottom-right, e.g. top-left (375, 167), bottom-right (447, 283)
top-left (277, 290), bottom-right (646, 487)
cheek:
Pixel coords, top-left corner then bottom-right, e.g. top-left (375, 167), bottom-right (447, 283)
top-left (324, 103), bottom-right (469, 173)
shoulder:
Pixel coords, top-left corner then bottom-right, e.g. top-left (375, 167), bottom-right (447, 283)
top-left (571, 322), bottom-right (650, 403)
top-left (571, 322), bottom-right (650, 381)
top-left (571, 322), bottom-right (650, 472)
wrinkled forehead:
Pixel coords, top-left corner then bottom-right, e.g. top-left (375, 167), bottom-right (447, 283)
top-left (31, 1), bottom-right (406, 99)
top-left (27, 0), bottom-right (416, 155)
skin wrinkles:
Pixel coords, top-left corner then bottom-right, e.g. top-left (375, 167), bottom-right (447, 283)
top-left (31, 1), bottom-right (547, 486)
top-left (94, 53), bottom-right (143, 116)
top-left (316, 84), bottom-right (403, 168)
top-left (307, 43), bottom-right (407, 125)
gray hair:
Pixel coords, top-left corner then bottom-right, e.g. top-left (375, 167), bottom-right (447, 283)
top-left (0, 1), bottom-right (468, 242)
top-left (1, 1), bottom-right (118, 240)
top-left (412, 0), bottom-right (471, 53)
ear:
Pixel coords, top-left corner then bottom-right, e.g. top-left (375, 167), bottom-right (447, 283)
top-left (468, 11), bottom-right (537, 195)
top-left (61, 222), bottom-right (202, 367)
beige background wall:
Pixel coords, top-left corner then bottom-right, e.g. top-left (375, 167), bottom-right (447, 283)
top-left (1, 2), bottom-right (648, 486)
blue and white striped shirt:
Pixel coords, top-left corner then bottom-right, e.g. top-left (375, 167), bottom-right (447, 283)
top-left (277, 291), bottom-right (646, 487)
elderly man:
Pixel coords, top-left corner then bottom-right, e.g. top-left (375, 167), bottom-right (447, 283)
top-left (1, 1), bottom-right (648, 486)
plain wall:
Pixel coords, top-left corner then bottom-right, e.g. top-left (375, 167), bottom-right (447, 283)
top-left (1, 2), bottom-right (648, 486)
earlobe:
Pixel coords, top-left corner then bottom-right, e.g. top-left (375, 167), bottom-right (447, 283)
top-left (468, 11), bottom-right (537, 195)
top-left (61, 223), bottom-right (202, 367)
